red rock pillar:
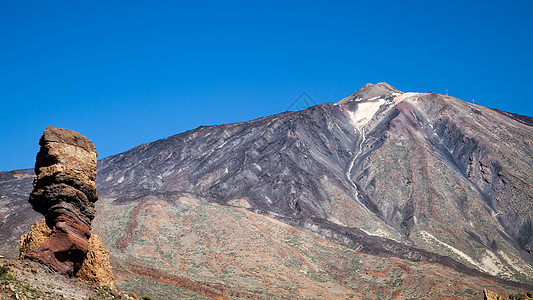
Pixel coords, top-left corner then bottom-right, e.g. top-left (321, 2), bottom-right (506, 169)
top-left (26, 126), bottom-right (98, 276)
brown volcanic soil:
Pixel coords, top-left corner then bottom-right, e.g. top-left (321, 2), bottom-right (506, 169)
top-left (92, 196), bottom-right (525, 299)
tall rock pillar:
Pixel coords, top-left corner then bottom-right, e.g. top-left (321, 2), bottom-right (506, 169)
top-left (25, 126), bottom-right (98, 276)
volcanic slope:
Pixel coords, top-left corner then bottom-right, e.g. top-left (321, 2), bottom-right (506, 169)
top-left (97, 82), bottom-right (533, 279)
top-left (1, 83), bottom-right (532, 298)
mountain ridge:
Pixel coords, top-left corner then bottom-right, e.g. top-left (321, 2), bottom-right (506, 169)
top-left (1, 83), bottom-right (532, 298)
top-left (89, 84), bottom-right (533, 286)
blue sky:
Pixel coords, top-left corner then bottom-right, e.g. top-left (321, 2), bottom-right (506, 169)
top-left (1, 1), bottom-right (532, 171)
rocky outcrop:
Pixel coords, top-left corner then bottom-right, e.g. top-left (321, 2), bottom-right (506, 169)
top-left (20, 218), bottom-right (116, 288)
top-left (19, 218), bottom-right (51, 259)
top-left (483, 288), bottom-right (533, 300)
top-left (485, 289), bottom-right (504, 300)
top-left (76, 233), bottom-right (116, 288)
top-left (24, 127), bottom-right (98, 276)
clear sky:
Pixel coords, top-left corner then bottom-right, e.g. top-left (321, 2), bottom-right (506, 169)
top-left (1, 1), bottom-right (532, 171)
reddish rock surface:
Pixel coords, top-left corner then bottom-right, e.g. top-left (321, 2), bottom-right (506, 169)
top-left (20, 218), bottom-right (116, 288)
top-left (25, 126), bottom-right (98, 276)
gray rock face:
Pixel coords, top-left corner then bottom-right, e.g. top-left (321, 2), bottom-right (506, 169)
top-left (97, 103), bottom-right (357, 217)
top-left (0, 169), bottom-right (40, 258)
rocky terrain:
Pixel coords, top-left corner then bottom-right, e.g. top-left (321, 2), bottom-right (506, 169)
top-left (1, 83), bottom-right (532, 299)
top-left (0, 257), bottom-right (133, 299)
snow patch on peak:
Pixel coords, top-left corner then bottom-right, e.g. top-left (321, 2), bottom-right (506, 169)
top-left (394, 92), bottom-right (420, 103)
top-left (348, 97), bottom-right (385, 129)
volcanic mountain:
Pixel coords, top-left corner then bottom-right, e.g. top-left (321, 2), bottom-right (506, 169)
top-left (1, 83), bottom-right (532, 299)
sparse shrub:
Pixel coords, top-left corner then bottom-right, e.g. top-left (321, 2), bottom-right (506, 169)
top-left (464, 288), bottom-right (477, 295)
top-left (0, 265), bottom-right (9, 277)
top-left (141, 295), bottom-right (152, 300)
top-left (100, 285), bottom-right (112, 291)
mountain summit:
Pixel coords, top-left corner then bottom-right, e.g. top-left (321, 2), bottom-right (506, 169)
top-left (1, 84), bottom-right (532, 298)
top-left (337, 82), bottom-right (401, 104)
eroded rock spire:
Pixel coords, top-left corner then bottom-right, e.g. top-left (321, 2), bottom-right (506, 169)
top-left (25, 126), bottom-right (98, 276)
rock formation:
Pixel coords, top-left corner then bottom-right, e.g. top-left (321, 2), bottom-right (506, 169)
top-left (483, 289), bottom-right (533, 300)
top-left (20, 218), bottom-right (116, 288)
top-left (24, 126), bottom-right (99, 276)
top-left (75, 233), bottom-right (116, 288)
top-left (484, 289), bottom-right (504, 300)
top-left (19, 218), bottom-right (50, 259)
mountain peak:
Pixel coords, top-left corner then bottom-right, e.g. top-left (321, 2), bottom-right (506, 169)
top-left (337, 82), bottom-right (402, 104)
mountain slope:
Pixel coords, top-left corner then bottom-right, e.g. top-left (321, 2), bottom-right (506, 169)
top-left (1, 83), bottom-right (532, 298)
top-left (92, 196), bottom-right (526, 299)
top-left (96, 83), bottom-right (533, 282)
